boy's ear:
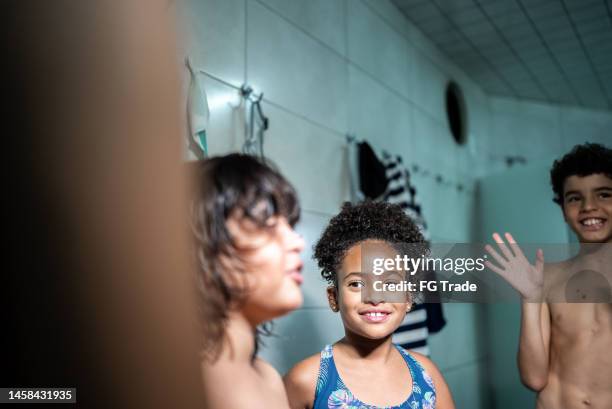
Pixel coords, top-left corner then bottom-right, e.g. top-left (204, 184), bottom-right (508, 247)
top-left (327, 286), bottom-right (338, 312)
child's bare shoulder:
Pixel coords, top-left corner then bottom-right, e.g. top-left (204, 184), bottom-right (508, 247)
top-left (254, 358), bottom-right (284, 388)
top-left (544, 259), bottom-right (571, 273)
top-left (204, 358), bottom-right (287, 409)
top-left (284, 352), bottom-right (321, 387)
top-left (407, 350), bottom-right (455, 408)
top-left (543, 259), bottom-right (573, 294)
top-left (405, 349), bottom-right (448, 385)
top-left (283, 352), bottom-right (321, 402)
top-left (407, 350), bottom-right (440, 374)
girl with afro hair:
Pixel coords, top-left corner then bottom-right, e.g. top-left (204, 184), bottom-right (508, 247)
top-left (284, 201), bottom-right (455, 409)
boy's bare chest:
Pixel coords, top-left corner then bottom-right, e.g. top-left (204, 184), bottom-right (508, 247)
top-left (548, 302), bottom-right (612, 339)
top-left (545, 259), bottom-right (612, 303)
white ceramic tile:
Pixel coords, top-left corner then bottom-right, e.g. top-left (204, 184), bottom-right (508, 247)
top-left (489, 96), bottom-right (521, 113)
top-left (262, 102), bottom-right (350, 215)
top-left (248, 1), bottom-right (348, 133)
top-left (294, 210), bottom-right (335, 308)
top-left (443, 360), bottom-right (491, 409)
top-left (483, 302), bottom-right (538, 409)
top-left (427, 179), bottom-right (461, 242)
top-left (257, 0), bottom-right (347, 56)
top-left (560, 106), bottom-right (612, 152)
top-left (184, 0), bottom-right (245, 87)
top-left (488, 97), bottom-right (522, 160)
top-left (413, 110), bottom-right (453, 162)
top-left (347, 0), bottom-right (413, 101)
top-left (444, 183), bottom-right (474, 242)
top-left (515, 101), bottom-right (562, 162)
top-left (429, 304), bottom-right (487, 370)
top-left (463, 87), bottom-right (491, 161)
top-left (258, 307), bottom-right (346, 374)
top-left (405, 23), bottom-right (438, 59)
top-left (456, 143), bottom-right (472, 176)
top-left (413, 56), bottom-right (449, 123)
top-left (425, 187), bottom-right (448, 241)
top-left (409, 170), bottom-right (435, 235)
top-left (405, 19), bottom-right (465, 84)
top-left (348, 65), bottom-right (413, 157)
top-left (360, 0), bottom-right (412, 39)
top-left (486, 96), bottom-right (571, 168)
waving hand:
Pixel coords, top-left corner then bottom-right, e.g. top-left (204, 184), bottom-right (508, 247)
top-left (484, 232), bottom-right (545, 301)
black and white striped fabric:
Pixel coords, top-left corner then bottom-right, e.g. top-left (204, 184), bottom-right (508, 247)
top-left (381, 153), bottom-right (429, 240)
top-left (381, 152), bottom-right (432, 355)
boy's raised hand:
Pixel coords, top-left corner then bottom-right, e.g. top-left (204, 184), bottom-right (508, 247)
top-left (484, 232), bottom-right (545, 301)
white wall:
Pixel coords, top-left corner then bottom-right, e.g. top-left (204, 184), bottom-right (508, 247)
top-left (182, 1), bottom-right (612, 408)
top-left (486, 96), bottom-right (612, 175)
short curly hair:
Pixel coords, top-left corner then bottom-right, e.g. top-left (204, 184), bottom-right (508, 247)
top-left (313, 201), bottom-right (428, 285)
top-left (550, 143), bottom-right (612, 206)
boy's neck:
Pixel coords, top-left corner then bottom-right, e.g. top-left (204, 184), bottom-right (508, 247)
top-left (577, 240), bottom-right (612, 257)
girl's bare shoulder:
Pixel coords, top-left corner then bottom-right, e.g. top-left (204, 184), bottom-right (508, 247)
top-left (284, 352), bottom-right (321, 388)
top-left (283, 352), bottom-right (321, 407)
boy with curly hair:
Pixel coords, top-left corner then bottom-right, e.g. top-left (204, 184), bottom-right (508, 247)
top-left (284, 201), bottom-right (455, 409)
top-left (485, 143), bottom-right (612, 409)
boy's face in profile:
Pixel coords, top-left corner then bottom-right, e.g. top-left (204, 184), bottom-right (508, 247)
top-left (562, 173), bottom-right (612, 243)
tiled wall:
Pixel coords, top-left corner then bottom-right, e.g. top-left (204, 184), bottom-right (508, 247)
top-left (486, 96), bottom-right (612, 174)
top-left (183, 1), bottom-right (612, 407)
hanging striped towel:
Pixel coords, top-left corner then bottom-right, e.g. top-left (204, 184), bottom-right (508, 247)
top-left (381, 152), bottom-right (445, 356)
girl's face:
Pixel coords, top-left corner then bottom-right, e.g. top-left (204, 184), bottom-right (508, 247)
top-left (330, 240), bottom-right (410, 340)
top-left (227, 214), bottom-right (305, 325)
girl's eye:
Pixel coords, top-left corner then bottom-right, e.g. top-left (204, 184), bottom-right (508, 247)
top-left (384, 280), bottom-right (400, 286)
top-left (598, 192), bottom-right (611, 199)
top-left (348, 281), bottom-right (364, 289)
top-left (566, 196), bottom-right (580, 203)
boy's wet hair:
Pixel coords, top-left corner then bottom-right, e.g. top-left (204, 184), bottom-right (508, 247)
top-left (550, 143), bottom-right (612, 206)
top-left (313, 201), bottom-right (428, 286)
top-left (189, 154), bottom-right (300, 360)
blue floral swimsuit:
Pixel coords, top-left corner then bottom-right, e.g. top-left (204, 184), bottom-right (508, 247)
top-left (313, 344), bottom-right (436, 409)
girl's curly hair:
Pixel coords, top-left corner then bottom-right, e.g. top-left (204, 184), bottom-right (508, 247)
top-left (313, 201), bottom-right (428, 286)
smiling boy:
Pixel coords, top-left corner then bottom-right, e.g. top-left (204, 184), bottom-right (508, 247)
top-left (485, 143), bottom-right (612, 409)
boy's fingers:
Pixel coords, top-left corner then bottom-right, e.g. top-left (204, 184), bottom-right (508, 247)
top-left (534, 249), bottom-right (545, 273)
top-left (504, 232), bottom-right (526, 260)
top-left (484, 260), bottom-right (505, 277)
top-left (485, 244), bottom-right (508, 267)
top-left (492, 233), bottom-right (513, 261)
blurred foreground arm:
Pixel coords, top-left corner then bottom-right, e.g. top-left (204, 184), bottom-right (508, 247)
top-left (5, 0), bottom-right (204, 407)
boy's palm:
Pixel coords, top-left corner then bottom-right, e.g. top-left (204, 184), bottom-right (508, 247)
top-left (484, 232), bottom-right (544, 301)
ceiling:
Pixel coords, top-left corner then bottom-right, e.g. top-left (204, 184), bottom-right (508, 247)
top-left (392, 0), bottom-right (612, 111)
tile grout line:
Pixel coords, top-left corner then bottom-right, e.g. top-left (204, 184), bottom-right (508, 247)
top-left (360, 0), bottom-right (480, 92)
top-left (473, 0), bottom-right (552, 102)
top-left (251, 0), bottom-right (462, 126)
top-left (560, 0), bottom-right (612, 109)
top-left (515, 0), bottom-right (584, 107)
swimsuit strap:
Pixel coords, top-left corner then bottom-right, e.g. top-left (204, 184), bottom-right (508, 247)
top-left (315, 345), bottom-right (334, 395)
